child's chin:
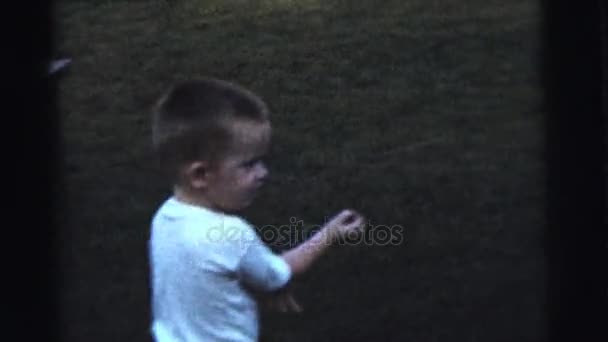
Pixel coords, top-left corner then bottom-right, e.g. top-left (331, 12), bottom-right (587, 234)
top-left (225, 199), bottom-right (254, 213)
top-left (241, 197), bottom-right (255, 209)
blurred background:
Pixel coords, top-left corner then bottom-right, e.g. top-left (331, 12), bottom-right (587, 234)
top-left (55, 0), bottom-right (547, 340)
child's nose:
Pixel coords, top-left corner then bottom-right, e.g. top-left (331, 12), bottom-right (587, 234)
top-left (256, 162), bottom-right (269, 180)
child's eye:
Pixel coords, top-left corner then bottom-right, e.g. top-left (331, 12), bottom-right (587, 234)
top-left (243, 159), bottom-right (259, 168)
top-left (242, 155), bottom-right (267, 169)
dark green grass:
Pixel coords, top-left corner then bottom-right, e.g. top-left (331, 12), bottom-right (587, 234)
top-left (56, 0), bottom-right (545, 340)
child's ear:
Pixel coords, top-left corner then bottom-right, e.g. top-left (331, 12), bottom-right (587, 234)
top-left (185, 161), bottom-right (212, 190)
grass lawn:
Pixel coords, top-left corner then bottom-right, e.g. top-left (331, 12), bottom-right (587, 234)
top-left (55, 0), bottom-right (546, 340)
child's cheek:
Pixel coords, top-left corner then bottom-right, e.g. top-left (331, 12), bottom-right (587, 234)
top-left (236, 170), bottom-right (251, 187)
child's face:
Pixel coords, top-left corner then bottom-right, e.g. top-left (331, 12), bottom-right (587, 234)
top-left (205, 120), bottom-right (271, 213)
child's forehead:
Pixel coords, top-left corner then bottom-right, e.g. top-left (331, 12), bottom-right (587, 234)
top-left (229, 119), bottom-right (271, 140)
top-left (226, 119), bottom-right (271, 153)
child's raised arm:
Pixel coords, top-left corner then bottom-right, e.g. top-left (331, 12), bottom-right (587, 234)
top-left (236, 210), bottom-right (364, 297)
top-left (281, 209), bottom-right (365, 276)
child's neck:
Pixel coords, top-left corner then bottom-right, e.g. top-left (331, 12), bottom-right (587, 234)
top-left (173, 186), bottom-right (220, 213)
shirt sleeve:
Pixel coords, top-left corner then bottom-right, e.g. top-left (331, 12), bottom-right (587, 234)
top-left (237, 228), bottom-right (292, 292)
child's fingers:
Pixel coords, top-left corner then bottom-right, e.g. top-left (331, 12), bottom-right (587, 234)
top-left (287, 295), bottom-right (303, 313)
top-left (334, 209), bottom-right (361, 225)
top-left (285, 295), bottom-right (302, 312)
top-left (345, 215), bottom-right (365, 231)
top-left (329, 210), bottom-right (353, 224)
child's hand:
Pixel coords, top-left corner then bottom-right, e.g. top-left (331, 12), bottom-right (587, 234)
top-left (261, 291), bottom-right (303, 313)
top-left (323, 209), bottom-right (366, 242)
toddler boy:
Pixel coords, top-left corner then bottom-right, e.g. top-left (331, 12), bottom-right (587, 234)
top-left (149, 78), bottom-right (365, 341)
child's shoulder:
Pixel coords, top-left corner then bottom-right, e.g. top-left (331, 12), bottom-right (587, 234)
top-left (154, 198), bottom-right (257, 238)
